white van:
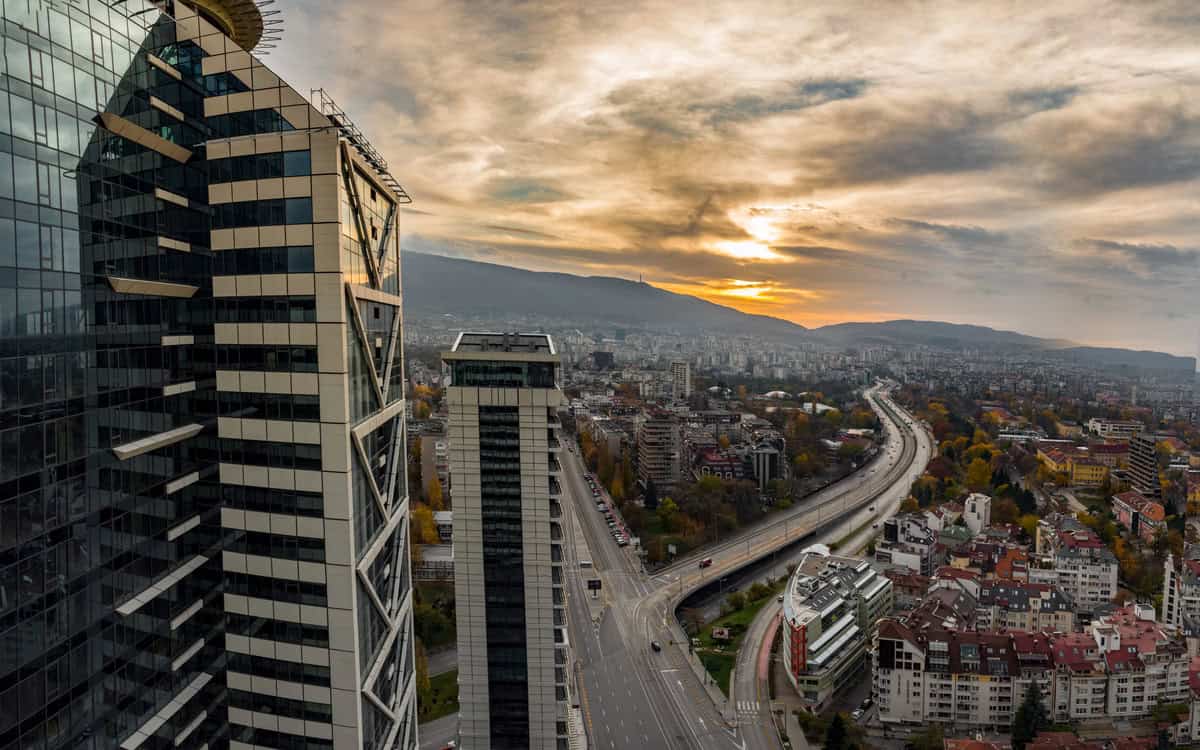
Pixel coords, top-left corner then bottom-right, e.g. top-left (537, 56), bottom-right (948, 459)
top-left (580, 560), bottom-right (593, 569)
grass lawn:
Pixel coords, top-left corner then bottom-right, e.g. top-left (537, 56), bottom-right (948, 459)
top-left (693, 580), bottom-right (788, 694)
top-left (419, 669), bottom-right (459, 723)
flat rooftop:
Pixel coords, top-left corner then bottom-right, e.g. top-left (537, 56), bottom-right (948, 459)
top-left (444, 332), bottom-right (558, 362)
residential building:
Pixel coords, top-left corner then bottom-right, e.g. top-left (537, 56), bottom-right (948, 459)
top-left (782, 550), bottom-right (893, 710)
top-left (1129, 433), bottom-right (1162, 500)
top-left (638, 409), bottom-right (681, 493)
top-left (1084, 441), bottom-right (1129, 469)
top-left (1111, 490), bottom-right (1166, 543)
top-left (0, 3), bottom-right (418, 748)
top-left (975, 580), bottom-right (1075, 633)
top-left (875, 603), bottom-right (1189, 730)
top-left (443, 333), bottom-right (574, 750)
top-left (1163, 552), bottom-right (1200, 630)
top-left (669, 360), bottom-right (692, 399)
top-left (876, 514), bottom-right (940, 576)
top-left (1086, 418), bottom-right (1145, 441)
top-left (1028, 527), bottom-right (1119, 614)
top-left (964, 492), bottom-right (992, 535)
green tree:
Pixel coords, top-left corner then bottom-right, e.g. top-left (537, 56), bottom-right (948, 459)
top-left (657, 497), bottom-right (679, 530)
top-left (725, 591), bottom-right (747, 612)
top-left (822, 712), bottom-right (849, 750)
top-left (1012, 681), bottom-right (1050, 750)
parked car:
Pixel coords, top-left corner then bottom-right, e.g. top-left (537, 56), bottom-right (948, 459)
top-left (650, 641), bottom-right (662, 652)
top-left (698, 558), bottom-right (713, 569)
top-left (851, 709), bottom-right (864, 720)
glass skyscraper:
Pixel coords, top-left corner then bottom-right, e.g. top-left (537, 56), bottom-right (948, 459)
top-left (0, 2), bottom-right (416, 749)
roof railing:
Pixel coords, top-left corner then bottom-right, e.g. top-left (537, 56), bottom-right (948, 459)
top-left (310, 87), bottom-right (411, 204)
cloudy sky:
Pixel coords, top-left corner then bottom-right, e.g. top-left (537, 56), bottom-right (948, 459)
top-left (275, 1), bottom-right (1200, 355)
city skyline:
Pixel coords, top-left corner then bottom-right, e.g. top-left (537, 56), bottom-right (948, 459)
top-left (274, 0), bottom-right (1200, 356)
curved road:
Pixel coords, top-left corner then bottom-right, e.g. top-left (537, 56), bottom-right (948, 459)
top-left (563, 383), bottom-right (932, 750)
top-left (729, 389), bottom-right (935, 750)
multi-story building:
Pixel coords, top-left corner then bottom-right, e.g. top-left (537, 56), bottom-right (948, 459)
top-left (875, 603), bottom-right (1189, 729)
top-left (875, 514), bottom-right (939, 576)
top-left (443, 333), bottom-right (574, 750)
top-left (963, 492), bottom-right (991, 535)
top-left (1069, 457), bottom-right (1109, 486)
top-left (782, 549), bottom-right (892, 710)
top-left (669, 359), bottom-right (691, 399)
top-left (1163, 551), bottom-right (1200, 629)
top-left (1029, 527), bottom-right (1119, 614)
top-left (1129, 433), bottom-right (1162, 500)
top-left (637, 409), bottom-right (681, 493)
top-left (1111, 490), bottom-right (1166, 543)
top-left (975, 580), bottom-right (1075, 633)
top-left (0, 3), bottom-right (417, 749)
top-left (1084, 441), bottom-right (1129, 469)
top-left (1086, 418), bottom-right (1145, 441)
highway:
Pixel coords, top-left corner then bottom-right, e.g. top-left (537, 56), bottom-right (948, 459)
top-left (728, 388), bottom-right (935, 750)
top-left (562, 383), bottom-right (933, 750)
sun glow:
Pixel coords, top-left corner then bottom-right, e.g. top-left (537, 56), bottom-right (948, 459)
top-left (713, 240), bottom-right (787, 261)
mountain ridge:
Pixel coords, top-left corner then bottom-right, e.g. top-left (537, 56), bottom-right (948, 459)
top-left (401, 251), bottom-right (1196, 372)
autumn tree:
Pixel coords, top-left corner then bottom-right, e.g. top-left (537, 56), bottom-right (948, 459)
top-left (410, 503), bottom-right (440, 545)
top-left (425, 479), bottom-right (444, 511)
top-left (966, 457), bottom-right (992, 491)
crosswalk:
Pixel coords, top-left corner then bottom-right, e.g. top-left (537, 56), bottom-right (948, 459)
top-left (736, 700), bottom-right (761, 716)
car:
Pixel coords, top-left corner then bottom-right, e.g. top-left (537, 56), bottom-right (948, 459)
top-left (650, 641), bottom-right (662, 652)
top-left (851, 709), bottom-right (864, 720)
top-left (872, 522), bottom-right (879, 528)
top-left (868, 505), bottom-right (875, 512)
top-left (617, 539), bottom-right (629, 547)
top-left (777, 595), bottom-right (784, 603)
top-left (596, 503), bottom-right (607, 512)
top-left (698, 558), bottom-right (713, 569)
top-left (860, 698), bottom-right (873, 710)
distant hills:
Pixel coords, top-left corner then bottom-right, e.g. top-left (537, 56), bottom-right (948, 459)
top-left (402, 252), bottom-right (1196, 374)
top-left (402, 251), bottom-right (808, 339)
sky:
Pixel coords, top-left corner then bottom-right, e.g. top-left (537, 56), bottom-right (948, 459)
top-left (274, 1), bottom-right (1200, 355)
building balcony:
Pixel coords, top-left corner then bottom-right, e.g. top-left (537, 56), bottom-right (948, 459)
top-left (549, 477), bottom-right (563, 497)
top-left (550, 499), bottom-right (562, 519)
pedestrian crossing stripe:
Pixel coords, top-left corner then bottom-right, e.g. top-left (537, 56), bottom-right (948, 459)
top-left (737, 700), bottom-right (760, 713)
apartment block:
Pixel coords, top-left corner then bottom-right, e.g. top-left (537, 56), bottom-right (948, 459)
top-left (637, 409), bottom-right (681, 493)
top-left (875, 603), bottom-right (1190, 731)
top-left (444, 333), bottom-right (573, 750)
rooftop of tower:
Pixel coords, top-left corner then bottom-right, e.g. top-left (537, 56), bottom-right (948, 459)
top-left (184, 0), bottom-right (273, 52)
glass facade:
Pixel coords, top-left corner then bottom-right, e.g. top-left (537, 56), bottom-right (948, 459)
top-left (478, 405), bottom-right (530, 748)
top-left (0, 1), bottom-right (416, 749)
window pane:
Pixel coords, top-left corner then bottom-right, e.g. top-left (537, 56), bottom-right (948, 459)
top-left (285, 198), bottom-right (311, 224)
top-left (283, 150), bottom-right (310, 177)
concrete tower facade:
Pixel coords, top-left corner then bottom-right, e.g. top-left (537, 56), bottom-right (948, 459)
top-left (444, 333), bottom-right (571, 750)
